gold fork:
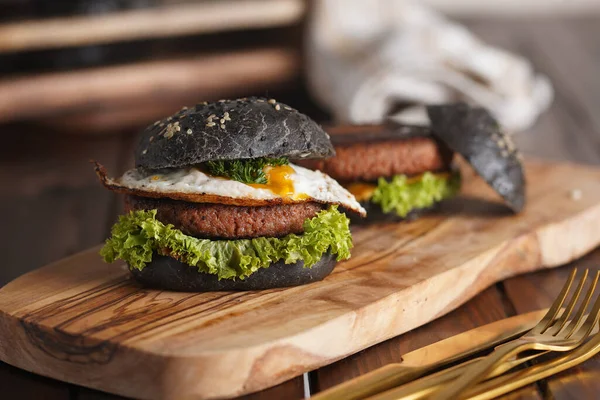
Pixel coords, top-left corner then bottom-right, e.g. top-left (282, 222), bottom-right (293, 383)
top-left (365, 349), bottom-right (549, 400)
top-left (432, 268), bottom-right (600, 400)
top-left (367, 313), bottom-right (599, 400)
top-left (463, 318), bottom-right (600, 400)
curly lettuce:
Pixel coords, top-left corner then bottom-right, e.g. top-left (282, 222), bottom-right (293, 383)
top-left (100, 206), bottom-right (352, 280)
top-left (371, 172), bottom-right (461, 217)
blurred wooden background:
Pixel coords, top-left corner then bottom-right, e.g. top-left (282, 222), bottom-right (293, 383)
top-left (1, 0), bottom-right (598, 134)
top-left (0, 0), bottom-right (311, 133)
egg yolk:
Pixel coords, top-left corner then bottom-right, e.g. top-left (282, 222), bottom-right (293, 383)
top-left (250, 165), bottom-right (307, 198)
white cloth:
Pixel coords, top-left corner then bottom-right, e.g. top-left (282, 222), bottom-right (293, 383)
top-left (306, 0), bottom-right (553, 131)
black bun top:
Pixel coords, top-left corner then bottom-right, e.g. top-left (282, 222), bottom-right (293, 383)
top-left (135, 97), bottom-right (335, 169)
top-left (427, 103), bottom-right (526, 213)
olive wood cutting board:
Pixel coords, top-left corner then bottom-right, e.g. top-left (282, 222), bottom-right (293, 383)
top-left (1, 159), bottom-right (600, 400)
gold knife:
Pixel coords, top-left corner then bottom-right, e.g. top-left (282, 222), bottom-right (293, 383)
top-left (311, 309), bottom-right (547, 400)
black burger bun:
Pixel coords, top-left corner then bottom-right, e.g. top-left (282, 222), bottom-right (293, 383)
top-left (135, 97), bottom-right (336, 170)
top-left (129, 252), bottom-right (336, 292)
top-left (427, 103), bottom-right (526, 213)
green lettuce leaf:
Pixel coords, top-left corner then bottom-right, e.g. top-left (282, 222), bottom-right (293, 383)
top-left (371, 172), bottom-right (461, 217)
top-left (100, 206), bottom-right (352, 280)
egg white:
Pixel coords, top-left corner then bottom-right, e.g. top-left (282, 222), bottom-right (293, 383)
top-left (116, 163), bottom-right (366, 215)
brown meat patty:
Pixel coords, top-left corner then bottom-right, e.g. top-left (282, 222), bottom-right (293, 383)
top-left (125, 195), bottom-right (325, 239)
top-left (299, 137), bottom-right (453, 182)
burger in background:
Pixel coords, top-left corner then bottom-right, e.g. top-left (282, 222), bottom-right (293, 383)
top-left (300, 103), bottom-right (525, 223)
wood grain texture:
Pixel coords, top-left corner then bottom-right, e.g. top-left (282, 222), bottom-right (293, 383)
top-left (1, 159), bottom-right (600, 399)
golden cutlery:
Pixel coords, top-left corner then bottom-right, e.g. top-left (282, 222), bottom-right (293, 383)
top-left (366, 322), bottom-right (599, 400)
top-left (433, 268), bottom-right (600, 400)
top-left (310, 309), bottom-right (546, 400)
top-left (364, 350), bottom-right (548, 400)
top-left (463, 320), bottom-right (600, 399)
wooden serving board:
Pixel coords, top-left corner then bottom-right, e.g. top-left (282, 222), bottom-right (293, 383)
top-left (1, 159), bottom-right (600, 400)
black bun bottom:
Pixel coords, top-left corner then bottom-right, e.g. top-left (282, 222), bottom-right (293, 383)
top-left (348, 201), bottom-right (441, 225)
top-left (129, 252), bottom-right (336, 292)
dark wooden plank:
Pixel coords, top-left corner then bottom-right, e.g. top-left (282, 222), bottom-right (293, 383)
top-left (312, 286), bottom-right (542, 399)
top-left (502, 259), bottom-right (600, 316)
top-left (541, 357), bottom-right (600, 400)
top-left (0, 0), bottom-right (304, 53)
top-left (72, 369), bottom-right (306, 399)
top-left (0, 128), bottom-right (131, 286)
top-left (0, 127), bottom-right (132, 397)
top-left (0, 48), bottom-right (299, 129)
top-left (238, 378), bottom-right (305, 400)
top-left (75, 376), bottom-right (306, 400)
top-left (76, 387), bottom-right (127, 400)
top-left (0, 361), bottom-right (70, 400)
top-left (496, 391), bottom-right (543, 400)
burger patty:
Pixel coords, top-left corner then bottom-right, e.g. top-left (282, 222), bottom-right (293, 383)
top-left (124, 195), bottom-right (325, 239)
top-left (299, 137), bottom-right (453, 182)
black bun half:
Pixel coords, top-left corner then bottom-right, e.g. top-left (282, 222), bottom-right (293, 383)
top-left (135, 97), bottom-right (335, 170)
top-left (427, 103), bottom-right (525, 212)
top-left (129, 252), bottom-right (336, 292)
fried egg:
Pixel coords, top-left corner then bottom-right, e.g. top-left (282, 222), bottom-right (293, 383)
top-left (95, 162), bottom-right (366, 216)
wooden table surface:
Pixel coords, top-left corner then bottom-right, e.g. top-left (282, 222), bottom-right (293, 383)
top-left (2, 16), bottom-right (600, 400)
